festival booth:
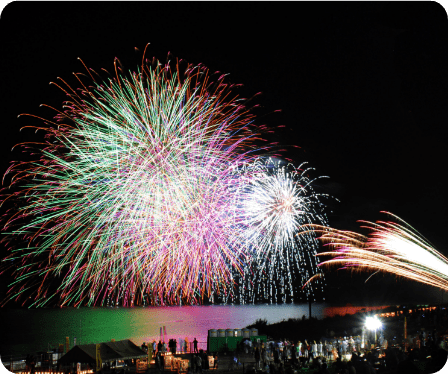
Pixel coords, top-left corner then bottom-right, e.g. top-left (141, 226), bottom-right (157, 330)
top-left (161, 354), bottom-right (189, 372)
top-left (58, 339), bottom-right (147, 371)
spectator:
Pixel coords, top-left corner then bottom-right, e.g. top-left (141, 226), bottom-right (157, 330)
top-left (254, 347), bottom-right (261, 369)
top-left (318, 363), bottom-right (330, 374)
top-left (311, 341), bottom-right (317, 359)
top-left (214, 353), bottom-right (219, 370)
top-left (396, 350), bottom-right (420, 374)
top-left (317, 341), bottom-right (323, 357)
top-left (160, 353), bottom-right (165, 372)
top-left (193, 338), bottom-right (199, 353)
top-left (202, 351), bottom-right (209, 371)
top-left (347, 361), bottom-right (356, 374)
top-left (155, 352), bottom-right (161, 371)
top-left (196, 355), bottom-right (202, 374)
top-left (274, 348), bottom-right (279, 365)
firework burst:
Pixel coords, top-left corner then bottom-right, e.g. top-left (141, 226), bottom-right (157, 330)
top-left (1, 50), bottom-right (329, 307)
top-left (315, 212), bottom-right (448, 290)
top-left (227, 158), bottom-right (329, 304)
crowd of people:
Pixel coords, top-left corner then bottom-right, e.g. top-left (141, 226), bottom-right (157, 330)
top-left (141, 338), bottom-right (200, 356)
top-left (136, 306), bottom-right (448, 373)
top-left (223, 334), bottom-right (447, 374)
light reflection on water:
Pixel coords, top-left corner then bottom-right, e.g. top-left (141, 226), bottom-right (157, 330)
top-left (0, 303), bottom-right (385, 357)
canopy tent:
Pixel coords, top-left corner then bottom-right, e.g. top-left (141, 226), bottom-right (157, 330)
top-left (59, 339), bottom-right (147, 365)
top-left (103, 340), bottom-right (148, 360)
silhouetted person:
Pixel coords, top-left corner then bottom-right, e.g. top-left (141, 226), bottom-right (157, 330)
top-left (318, 362), bottom-right (330, 374)
top-left (347, 361), bottom-right (356, 374)
top-left (274, 349), bottom-right (279, 364)
top-left (193, 338), bottom-right (198, 353)
top-left (161, 353), bottom-right (165, 372)
top-left (396, 350), bottom-right (420, 374)
top-left (255, 347), bottom-right (261, 369)
top-left (202, 351), bottom-right (209, 370)
top-left (30, 355), bottom-right (36, 374)
top-left (214, 353), bottom-right (218, 369)
top-left (25, 354), bottom-right (31, 372)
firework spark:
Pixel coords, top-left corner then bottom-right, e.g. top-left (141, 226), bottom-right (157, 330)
top-left (315, 212), bottom-right (448, 290)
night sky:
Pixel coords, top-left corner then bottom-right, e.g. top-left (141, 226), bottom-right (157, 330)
top-left (1, 2), bottom-right (447, 305)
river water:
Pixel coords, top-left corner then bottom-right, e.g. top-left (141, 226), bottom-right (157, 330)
top-left (0, 303), bottom-right (387, 358)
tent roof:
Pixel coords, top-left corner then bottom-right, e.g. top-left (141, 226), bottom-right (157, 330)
top-left (58, 345), bottom-right (96, 365)
top-left (103, 340), bottom-right (147, 360)
top-left (59, 339), bottom-right (147, 364)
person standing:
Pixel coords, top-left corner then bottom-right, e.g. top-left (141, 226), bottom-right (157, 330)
top-left (304, 340), bottom-right (309, 363)
top-left (203, 351), bottom-right (209, 371)
top-left (347, 361), bottom-right (356, 374)
top-left (161, 352), bottom-right (165, 372)
top-left (255, 347), bottom-right (261, 369)
top-left (179, 338), bottom-right (184, 353)
top-left (147, 346), bottom-right (154, 373)
top-left (332, 344), bottom-right (338, 362)
top-left (214, 353), bottom-right (219, 370)
top-left (155, 352), bottom-right (161, 371)
top-left (274, 348), bottom-right (279, 365)
top-left (301, 340), bottom-right (307, 362)
top-left (30, 355), bottom-right (35, 374)
top-left (320, 362), bottom-right (331, 374)
top-left (325, 341), bottom-right (331, 360)
top-left (338, 339), bottom-right (343, 359)
top-left (263, 347), bottom-right (268, 367)
top-left (196, 354), bottom-right (202, 374)
top-left (193, 338), bottom-right (199, 353)
top-left (317, 341), bottom-right (323, 358)
top-left (342, 338), bottom-right (348, 358)
top-left (25, 354), bottom-right (31, 372)
top-left (311, 341), bottom-right (317, 359)
top-left (349, 336), bottom-right (355, 353)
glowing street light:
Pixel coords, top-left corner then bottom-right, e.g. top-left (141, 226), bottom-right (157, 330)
top-left (365, 315), bottom-right (382, 347)
top-left (366, 316), bottom-right (382, 331)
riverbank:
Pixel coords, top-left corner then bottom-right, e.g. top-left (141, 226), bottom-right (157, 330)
top-left (246, 304), bottom-right (448, 343)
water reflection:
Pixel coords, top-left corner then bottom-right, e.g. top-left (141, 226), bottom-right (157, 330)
top-left (0, 303), bottom-right (387, 357)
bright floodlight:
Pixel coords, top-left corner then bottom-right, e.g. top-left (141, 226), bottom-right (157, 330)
top-left (365, 316), bottom-right (382, 331)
